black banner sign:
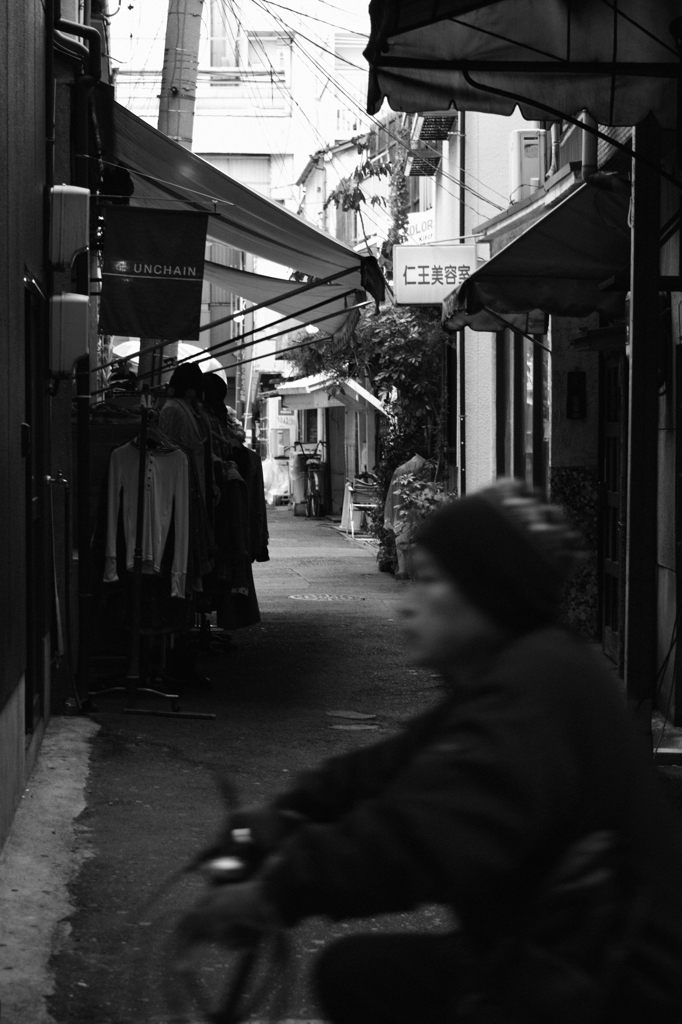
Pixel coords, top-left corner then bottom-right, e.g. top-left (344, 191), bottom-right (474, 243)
top-left (99, 208), bottom-right (208, 340)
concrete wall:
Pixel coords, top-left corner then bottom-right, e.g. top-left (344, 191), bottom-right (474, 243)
top-left (655, 317), bottom-right (678, 717)
top-left (463, 331), bottom-right (496, 492)
top-left (0, 0), bottom-right (50, 849)
top-left (0, 684), bottom-right (26, 849)
top-left (451, 111), bottom-right (528, 494)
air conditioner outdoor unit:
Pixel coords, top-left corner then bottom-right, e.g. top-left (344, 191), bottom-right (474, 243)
top-left (405, 147), bottom-right (441, 176)
top-left (509, 129), bottom-right (547, 203)
top-left (50, 293), bottom-right (90, 375)
top-left (50, 185), bottom-right (90, 269)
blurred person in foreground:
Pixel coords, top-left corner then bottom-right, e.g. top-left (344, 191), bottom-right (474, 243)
top-left (176, 479), bottom-right (682, 1024)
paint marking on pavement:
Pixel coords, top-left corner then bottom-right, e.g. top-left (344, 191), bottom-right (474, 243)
top-left (289, 594), bottom-right (366, 601)
top-left (265, 547), bottom-right (372, 558)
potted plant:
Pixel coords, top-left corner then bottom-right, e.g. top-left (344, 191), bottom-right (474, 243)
top-left (393, 471), bottom-right (449, 579)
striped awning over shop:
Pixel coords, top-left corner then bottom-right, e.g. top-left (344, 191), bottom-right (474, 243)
top-left (365, 1), bottom-right (681, 128)
top-left (442, 176), bottom-right (631, 331)
top-left (103, 98), bottom-right (385, 304)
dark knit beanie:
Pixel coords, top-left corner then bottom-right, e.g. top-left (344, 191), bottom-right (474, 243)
top-left (413, 479), bottom-right (583, 631)
top-left (202, 371), bottom-right (228, 407)
top-left (168, 362), bottom-right (203, 398)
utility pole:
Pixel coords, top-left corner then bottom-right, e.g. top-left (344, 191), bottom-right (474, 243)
top-left (139, 0), bottom-right (205, 384)
top-left (158, 0), bottom-right (204, 148)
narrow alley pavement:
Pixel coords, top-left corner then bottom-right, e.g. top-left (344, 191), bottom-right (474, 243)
top-left (4, 505), bottom-right (682, 1024)
top-left (2, 507), bottom-right (448, 1024)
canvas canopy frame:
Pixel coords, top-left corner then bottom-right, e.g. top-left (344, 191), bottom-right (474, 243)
top-left (442, 175), bottom-right (632, 330)
top-left (365, 1), bottom-right (682, 130)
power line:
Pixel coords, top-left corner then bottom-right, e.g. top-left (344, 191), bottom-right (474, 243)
top-left (220, 0), bottom-right (396, 238)
top-left (254, 0), bottom-right (511, 207)
top-left (222, 0), bottom-right (335, 154)
top-left (256, 0), bottom-right (367, 36)
top-left (251, 0), bottom-right (507, 211)
top-left (107, 300), bottom-right (371, 391)
top-left (210, 0), bottom-right (296, 198)
top-left (254, 0), bottom-right (506, 214)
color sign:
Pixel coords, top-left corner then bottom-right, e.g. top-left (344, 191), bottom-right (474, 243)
top-left (406, 211), bottom-right (435, 246)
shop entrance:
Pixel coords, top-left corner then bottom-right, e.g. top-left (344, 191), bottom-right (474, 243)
top-left (599, 352), bottom-right (628, 667)
top-left (326, 406), bottom-right (346, 515)
top-left (23, 279), bottom-right (49, 732)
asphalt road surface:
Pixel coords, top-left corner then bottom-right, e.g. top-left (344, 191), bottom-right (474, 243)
top-left (47, 507), bottom-right (451, 1024)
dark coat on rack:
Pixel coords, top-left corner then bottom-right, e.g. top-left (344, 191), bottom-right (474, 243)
top-left (229, 444), bottom-right (270, 562)
top-left (209, 460), bottom-right (261, 631)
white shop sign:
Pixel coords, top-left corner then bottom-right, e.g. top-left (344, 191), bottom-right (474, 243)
top-left (406, 210), bottom-right (435, 246)
top-left (393, 244), bottom-right (477, 305)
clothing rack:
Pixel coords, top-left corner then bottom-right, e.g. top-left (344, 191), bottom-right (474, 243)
top-left (88, 396), bottom-right (215, 720)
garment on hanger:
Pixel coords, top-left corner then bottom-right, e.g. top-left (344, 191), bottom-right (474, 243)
top-left (213, 461), bottom-right (250, 587)
top-left (104, 440), bottom-right (190, 599)
top-left (229, 443), bottom-right (270, 562)
top-left (178, 441), bottom-right (215, 592)
top-left (202, 452), bottom-right (261, 630)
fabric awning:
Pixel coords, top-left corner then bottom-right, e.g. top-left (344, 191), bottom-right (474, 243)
top-left (203, 262), bottom-right (366, 345)
top-left (102, 97), bottom-right (384, 299)
top-left (276, 373), bottom-right (386, 414)
top-left (442, 176), bottom-right (631, 331)
top-left (365, 0), bottom-right (680, 127)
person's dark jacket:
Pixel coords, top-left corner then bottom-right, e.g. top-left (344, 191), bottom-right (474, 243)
top-left (260, 627), bottom-right (682, 1020)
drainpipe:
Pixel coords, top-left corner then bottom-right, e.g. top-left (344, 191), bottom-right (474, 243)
top-left (458, 110), bottom-right (467, 495)
top-left (53, 0), bottom-right (102, 705)
top-left (45, 0), bottom-right (56, 270)
top-left (55, 0), bottom-right (102, 190)
top-left (55, 1), bottom-right (101, 80)
top-left (547, 122), bottom-right (561, 179)
top-left (580, 110), bottom-right (598, 181)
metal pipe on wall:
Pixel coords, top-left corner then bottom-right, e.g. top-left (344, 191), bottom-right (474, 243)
top-left (624, 117), bottom-right (661, 750)
top-left (580, 110), bottom-right (598, 181)
top-left (53, 0), bottom-right (101, 704)
top-left (458, 111), bottom-right (467, 495)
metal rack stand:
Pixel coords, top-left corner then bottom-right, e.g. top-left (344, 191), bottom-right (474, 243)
top-left (88, 396), bottom-right (215, 720)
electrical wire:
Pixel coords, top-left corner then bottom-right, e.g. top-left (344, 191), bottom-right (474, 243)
top-left (316, 0), bottom-right (367, 16)
top-left (95, 266), bottom-right (360, 373)
top-left (461, 67), bottom-right (682, 194)
top-left (160, 299), bottom-right (370, 374)
top-left (209, 0), bottom-right (295, 196)
top-left (221, 0), bottom-right (396, 236)
top-left (91, 300), bottom-right (371, 397)
top-left (251, 0), bottom-right (508, 212)
top-left (221, 0), bottom-right (336, 155)
top-left (118, 8), bottom-right (166, 116)
top-left (214, 0), bottom-right (503, 219)
top-left (104, 1), bottom-right (509, 380)
top-left (256, 0), bottom-right (367, 36)
top-left (97, 156), bottom-right (236, 207)
top-left (277, 44), bottom-right (496, 215)
top-left (221, 0), bottom-right (367, 217)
